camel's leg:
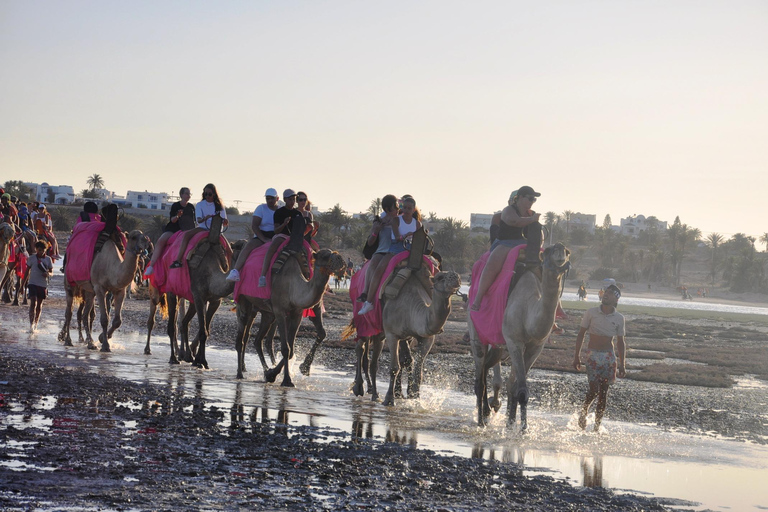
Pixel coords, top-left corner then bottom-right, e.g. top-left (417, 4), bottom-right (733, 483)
top-left (145, 297), bottom-right (157, 355)
top-left (264, 323), bottom-right (278, 365)
top-left (369, 334), bottom-right (385, 401)
top-left (193, 297), bottom-right (220, 369)
top-left (396, 339), bottom-right (413, 399)
top-left (252, 313), bottom-right (276, 375)
top-left (178, 302), bottom-right (197, 363)
top-left (471, 325), bottom-right (492, 426)
top-left (408, 335), bottom-right (436, 399)
top-left (58, 292), bottom-right (75, 346)
top-left (264, 314), bottom-right (289, 384)
top-left (353, 337), bottom-right (368, 397)
top-left (76, 302), bottom-right (86, 343)
top-left (278, 312), bottom-right (302, 387)
top-left (93, 288), bottom-right (112, 352)
top-left (20, 270), bottom-right (29, 306)
top-left (82, 293), bottom-right (97, 350)
top-left (235, 301), bottom-right (256, 379)
top-left (299, 302), bottom-right (326, 376)
top-left (102, 288), bottom-right (127, 351)
top-left (362, 339), bottom-right (372, 393)
top-left (518, 342), bottom-right (546, 431)
top-left (489, 362), bottom-right (504, 412)
top-left (166, 294), bottom-right (181, 364)
top-left (382, 333), bottom-right (402, 407)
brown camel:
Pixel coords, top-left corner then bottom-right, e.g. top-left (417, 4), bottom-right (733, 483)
top-left (58, 230), bottom-right (150, 351)
top-left (144, 222), bottom-right (245, 369)
top-left (357, 268), bottom-right (461, 406)
top-left (1, 230), bottom-right (36, 306)
top-left (470, 242), bottom-right (571, 429)
top-left (234, 248), bottom-right (346, 385)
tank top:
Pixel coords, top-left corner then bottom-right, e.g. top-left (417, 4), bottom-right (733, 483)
top-left (393, 215), bottom-right (417, 240)
top-left (497, 206), bottom-right (525, 240)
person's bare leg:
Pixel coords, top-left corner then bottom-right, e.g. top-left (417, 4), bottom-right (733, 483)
top-left (173, 228), bottom-right (204, 264)
top-left (148, 231), bottom-right (173, 267)
top-left (579, 381), bottom-right (599, 429)
top-left (593, 382), bottom-right (609, 431)
top-left (34, 299), bottom-right (43, 325)
top-left (361, 253), bottom-right (384, 300)
top-left (471, 245), bottom-right (512, 310)
top-left (28, 297), bottom-right (36, 327)
top-left (260, 238), bottom-right (283, 278)
top-left (365, 253), bottom-right (393, 301)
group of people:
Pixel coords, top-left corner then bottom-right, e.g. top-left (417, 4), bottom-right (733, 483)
top-left (0, 190), bottom-right (60, 260)
top-left (5, 181), bottom-right (627, 430)
top-left (143, 185), bottom-right (319, 289)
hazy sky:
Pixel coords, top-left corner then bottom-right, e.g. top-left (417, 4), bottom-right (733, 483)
top-left (1, 1), bottom-right (766, 240)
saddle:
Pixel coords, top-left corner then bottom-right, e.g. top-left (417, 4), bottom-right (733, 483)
top-left (187, 214), bottom-right (229, 271)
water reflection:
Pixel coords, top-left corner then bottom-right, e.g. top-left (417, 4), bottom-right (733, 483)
top-left (581, 456), bottom-right (604, 488)
top-left (352, 410), bottom-right (374, 440)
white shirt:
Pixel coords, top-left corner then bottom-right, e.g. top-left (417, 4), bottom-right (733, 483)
top-left (195, 200), bottom-right (227, 231)
top-left (253, 203), bottom-right (276, 232)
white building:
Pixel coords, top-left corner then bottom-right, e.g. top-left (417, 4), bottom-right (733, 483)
top-left (123, 190), bottom-right (170, 210)
top-left (569, 213), bottom-right (597, 234)
top-left (620, 214), bottom-right (668, 237)
top-left (24, 182), bottom-right (76, 204)
top-left (470, 213), bottom-right (495, 231)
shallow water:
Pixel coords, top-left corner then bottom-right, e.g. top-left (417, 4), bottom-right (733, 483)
top-left (4, 314), bottom-right (768, 511)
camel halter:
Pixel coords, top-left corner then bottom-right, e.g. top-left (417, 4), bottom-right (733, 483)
top-left (543, 254), bottom-right (571, 299)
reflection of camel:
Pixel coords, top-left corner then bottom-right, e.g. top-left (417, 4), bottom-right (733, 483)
top-left (234, 248), bottom-right (346, 385)
top-left (355, 269), bottom-right (461, 406)
top-left (59, 230), bottom-right (149, 351)
top-left (471, 243), bottom-right (571, 429)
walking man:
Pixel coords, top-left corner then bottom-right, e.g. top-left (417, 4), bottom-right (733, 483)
top-left (572, 284), bottom-right (626, 431)
top-left (27, 240), bottom-right (54, 331)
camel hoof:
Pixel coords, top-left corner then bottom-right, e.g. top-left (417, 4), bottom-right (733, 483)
top-left (87, 342), bottom-right (98, 350)
top-left (299, 362), bottom-right (311, 376)
top-left (280, 378), bottom-right (295, 388)
top-left (100, 345), bottom-right (111, 353)
top-left (169, 358), bottom-right (180, 365)
top-left (264, 368), bottom-right (279, 383)
top-left (144, 348), bottom-right (151, 355)
top-left (64, 340), bottom-right (73, 347)
top-left (237, 371), bottom-right (244, 379)
top-left (383, 394), bottom-right (394, 407)
top-left (352, 381), bottom-right (364, 397)
top-left (489, 397), bottom-right (502, 412)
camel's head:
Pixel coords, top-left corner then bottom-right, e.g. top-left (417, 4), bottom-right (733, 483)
top-left (433, 270), bottom-right (461, 295)
top-left (230, 239), bottom-right (248, 263)
top-left (127, 230), bottom-right (150, 254)
top-left (543, 243), bottom-right (571, 273)
top-left (314, 248), bottom-right (347, 277)
top-left (0, 223), bottom-right (14, 243)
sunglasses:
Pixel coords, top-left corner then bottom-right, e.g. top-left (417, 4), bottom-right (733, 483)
top-left (204, 192), bottom-right (214, 197)
top-left (266, 196), bottom-right (277, 200)
top-left (297, 197), bottom-right (307, 202)
top-left (526, 196), bottom-right (537, 203)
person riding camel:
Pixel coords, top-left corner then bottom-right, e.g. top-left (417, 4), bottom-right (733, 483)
top-left (144, 187), bottom-right (195, 276)
top-left (169, 183), bottom-right (231, 269)
top-left (470, 186), bottom-right (542, 312)
top-left (32, 204), bottom-right (60, 259)
top-left (257, 189), bottom-right (304, 287)
top-left (226, 187), bottom-right (279, 282)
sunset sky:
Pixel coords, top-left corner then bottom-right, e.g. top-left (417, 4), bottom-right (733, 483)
top-left (1, 1), bottom-right (766, 240)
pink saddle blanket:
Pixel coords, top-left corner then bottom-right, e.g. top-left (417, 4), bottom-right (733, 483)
top-left (149, 231), bottom-right (228, 302)
top-left (468, 245), bottom-right (525, 347)
top-left (349, 253), bottom-right (436, 339)
top-left (65, 222), bottom-right (127, 287)
top-left (233, 239), bottom-right (313, 303)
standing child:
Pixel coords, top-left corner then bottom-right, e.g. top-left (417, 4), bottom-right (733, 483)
top-left (572, 284), bottom-right (626, 431)
top-left (27, 240), bottom-right (54, 331)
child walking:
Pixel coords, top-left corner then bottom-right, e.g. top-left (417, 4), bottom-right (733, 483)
top-left (27, 240), bottom-right (54, 331)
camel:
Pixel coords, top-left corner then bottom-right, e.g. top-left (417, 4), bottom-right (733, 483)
top-left (356, 268), bottom-right (461, 406)
top-left (1, 230), bottom-right (36, 306)
top-left (470, 242), bottom-right (571, 430)
top-left (0, 223), bottom-right (16, 287)
top-left (58, 230), bottom-right (150, 351)
top-left (144, 222), bottom-right (245, 369)
top-left (234, 248), bottom-right (346, 385)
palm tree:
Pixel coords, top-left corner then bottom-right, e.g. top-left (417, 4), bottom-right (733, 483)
top-left (86, 174), bottom-right (104, 191)
top-left (543, 211), bottom-right (559, 244)
top-left (705, 233), bottom-right (724, 286)
top-left (367, 198), bottom-right (382, 219)
top-left (561, 210), bottom-right (574, 237)
top-left (760, 233), bottom-right (768, 252)
top-left (667, 217), bottom-right (701, 286)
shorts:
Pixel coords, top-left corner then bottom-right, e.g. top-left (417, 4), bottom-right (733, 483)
top-left (387, 241), bottom-right (406, 254)
top-left (586, 349), bottom-right (616, 385)
top-left (257, 231), bottom-right (275, 240)
top-left (27, 284), bottom-right (48, 300)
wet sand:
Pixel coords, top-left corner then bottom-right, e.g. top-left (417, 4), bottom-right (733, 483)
top-left (2, 276), bottom-right (768, 510)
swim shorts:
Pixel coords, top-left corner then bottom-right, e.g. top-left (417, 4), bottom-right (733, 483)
top-left (27, 284), bottom-right (48, 300)
top-left (586, 349), bottom-right (616, 384)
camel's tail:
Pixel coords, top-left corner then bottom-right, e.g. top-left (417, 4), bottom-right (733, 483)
top-left (341, 318), bottom-right (357, 342)
top-left (158, 293), bottom-right (168, 320)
